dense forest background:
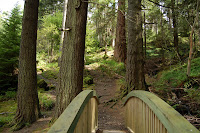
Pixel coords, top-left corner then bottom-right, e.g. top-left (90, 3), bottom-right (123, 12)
top-left (0, 0), bottom-right (200, 131)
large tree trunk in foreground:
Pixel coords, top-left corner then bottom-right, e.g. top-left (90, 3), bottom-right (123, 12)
top-left (126, 0), bottom-right (145, 92)
top-left (114, 0), bottom-right (126, 63)
top-left (54, 0), bottom-right (88, 118)
top-left (12, 0), bottom-right (40, 130)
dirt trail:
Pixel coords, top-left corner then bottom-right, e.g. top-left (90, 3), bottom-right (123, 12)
top-left (3, 68), bottom-right (128, 133)
top-left (90, 69), bottom-right (128, 132)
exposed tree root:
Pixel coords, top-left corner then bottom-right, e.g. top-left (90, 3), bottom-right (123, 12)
top-left (9, 116), bottom-right (26, 131)
top-left (104, 85), bottom-right (128, 108)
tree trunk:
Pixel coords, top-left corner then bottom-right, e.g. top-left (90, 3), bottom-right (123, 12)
top-left (114, 0), bottom-right (126, 63)
top-left (54, 0), bottom-right (88, 118)
top-left (12, 0), bottom-right (40, 130)
top-left (59, 0), bottom-right (68, 52)
top-left (171, 0), bottom-right (180, 58)
top-left (187, 28), bottom-right (194, 76)
top-left (187, 0), bottom-right (199, 76)
top-left (144, 12), bottom-right (147, 58)
top-left (126, 0), bottom-right (145, 92)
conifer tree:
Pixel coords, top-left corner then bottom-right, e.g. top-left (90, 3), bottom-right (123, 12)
top-left (0, 5), bottom-right (22, 93)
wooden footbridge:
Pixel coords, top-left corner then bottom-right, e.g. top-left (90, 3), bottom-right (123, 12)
top-left (48, 90), bottom-right (199, 133)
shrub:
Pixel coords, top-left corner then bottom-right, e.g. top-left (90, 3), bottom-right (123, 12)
top-left (41, 70), bottom-right (58, 80)
top-left (38, 93), bottom-right (55, 111)
top-left (83, 76), bottom-right (93, 85)
top-left (5, 91), bottom-right (16, 99)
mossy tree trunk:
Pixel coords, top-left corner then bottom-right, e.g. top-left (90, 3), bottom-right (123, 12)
top-left (54, 0), bottom-right (88, 118)
top-left (114, 0), bottom-right (126, 63)
top-left (12, 0), bottom-right (40, 130)
top-left (126, 0), bottom-right (145, 92)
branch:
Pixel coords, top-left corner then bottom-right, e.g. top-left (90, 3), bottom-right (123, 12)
top-left (147, 0), bottom-right (171, 9)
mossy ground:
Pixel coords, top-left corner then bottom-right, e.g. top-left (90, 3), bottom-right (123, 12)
top-left (0, 100), bottom-right (17, 131)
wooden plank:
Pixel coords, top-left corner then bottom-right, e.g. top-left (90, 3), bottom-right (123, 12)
top-left (87, 99), bottom-right (92, 133)
top-left (124, 90), bottom-right (200, 133)
top-left (48, 90), bottom-right (99, 133)
top-left (131, 98), bottom-right (134, 131)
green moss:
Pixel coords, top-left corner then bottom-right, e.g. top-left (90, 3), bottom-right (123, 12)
top-left (38, 92), bottom-right (55, 111)
top-left (96, 59), bottom-right (126, 77)
top-left (41, 70), bottom-right (59, 80)
top-left (37, 79), bottom-right (48, 91)
top-left (155, 57), bottom-right (200, 90)
top-left (0, 100), bottom-right (17, 129)
top-left (83, 76), bottom-right (93, 85)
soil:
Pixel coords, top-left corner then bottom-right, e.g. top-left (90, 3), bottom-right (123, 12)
top-left (89, 69), bottom-right (129, 132)
top-left (3, 67), bottom-right (129, 133)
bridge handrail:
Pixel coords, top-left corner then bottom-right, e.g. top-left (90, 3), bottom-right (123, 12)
top-left (48, 90), bottom-right (99, 133)
top-left (124, 90), bottom-right (199, 133)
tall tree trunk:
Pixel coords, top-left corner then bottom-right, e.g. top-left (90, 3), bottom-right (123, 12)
top-left (126, 0), bottom-right (145, 92)
top-left (12, 0), bottom-right (40, 130)
top-left (187, 28), bottom-right (194, 76)
top-left (171, 0), bottom-right (180, 58)
top-left (144, 12), bottom-right (147, 58)
top-left (59, 0), bottom-right (68, 52)
top-left (58, 0), bottom-right (68, 66)
top-left (54, 0), bottom-right (88, 118)
top-left (114, 0), bottom-right (126, 63)
top-left (111, 2), bottom-right (116, 48)
top-left (187, 0), bottom-right (199, 76)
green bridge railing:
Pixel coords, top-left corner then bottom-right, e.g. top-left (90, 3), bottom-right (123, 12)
top-left (48, 90), bottom-right (199, 133)
top-left (48, 90), bottom-right (98, 133)
top-left (124, 90), bottom-right (199, 133)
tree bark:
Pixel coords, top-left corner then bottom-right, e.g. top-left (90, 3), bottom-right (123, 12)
top-left (114, 0), bottom-right (126, 63)
top-left (144, 12), bottom-right (147, 58)
top-left (12, 0), bottom-right (40, 130)
top-left (171, 0), bottom-right (180, 58)
top-left (187, 28), bottom-right (194, 76)
top-left (59, 0), bottom-right (68, 53)
top-left (187, 0), bottom-right (199, 76)
top-left (54, 0), bottom-right (88, 118)
top-left (126, 0), bottom-right (145, 92)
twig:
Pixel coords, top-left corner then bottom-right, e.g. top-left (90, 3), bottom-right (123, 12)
top-left (147, 0), bottom-right (171, 9)
top-left (0, 112), bottom-right (14, 115)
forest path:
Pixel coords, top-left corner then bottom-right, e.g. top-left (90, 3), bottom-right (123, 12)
top-left (88, 67), bottom-right (129, 132)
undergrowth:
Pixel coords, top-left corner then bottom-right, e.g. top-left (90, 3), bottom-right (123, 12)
top-left (38, 92), bottom-right (55, 111)
top-left (155, 57), bottom-right (200, 90)
top-left (0, 100), bottom-right (17, 130)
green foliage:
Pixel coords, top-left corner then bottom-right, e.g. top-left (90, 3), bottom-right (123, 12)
top-left (39, 0), bottom-right (64, 17)
top-left (5, 91), bottom-right (16, 99)
top-left (0, 5), bottom-right (22, 93)
top-left (83, 76), bottom-right (94, 85)
top-left (184, 89), bottom-right (200, 104)
top-left (0, 100), bottom-right (17, 129)
top-left (37, 79), bottom-right (48, 91)
top-left (85, 25), bottom-right (100, 53)
top-left (37, 11), bottom-right (62, 64)
top-left (98, 59), bottom-right (126, 76)
top-left (41, 69), bottom-right (59, 80)
top-left (155, 57), bottom-right (200, 89)
top-left (38, 92), bottom-right (55, 111)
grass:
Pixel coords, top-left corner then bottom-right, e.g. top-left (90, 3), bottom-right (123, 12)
top-left (0, 91), bottom-right (16, 101)
top-left (0, 100), bottom-right (17, 130)
top-left (41, 69), bottom-right (59, 80)
top-left (0, 90), bottom-right (55, 131)
top-left (153, 57), bottom-right (200, 106)
top-left (85, 49), bottom-right (126, 77)
top-left (38, 92), bottom-right (55, 111)
top-left (155, 57), bottom-right (200, 90)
